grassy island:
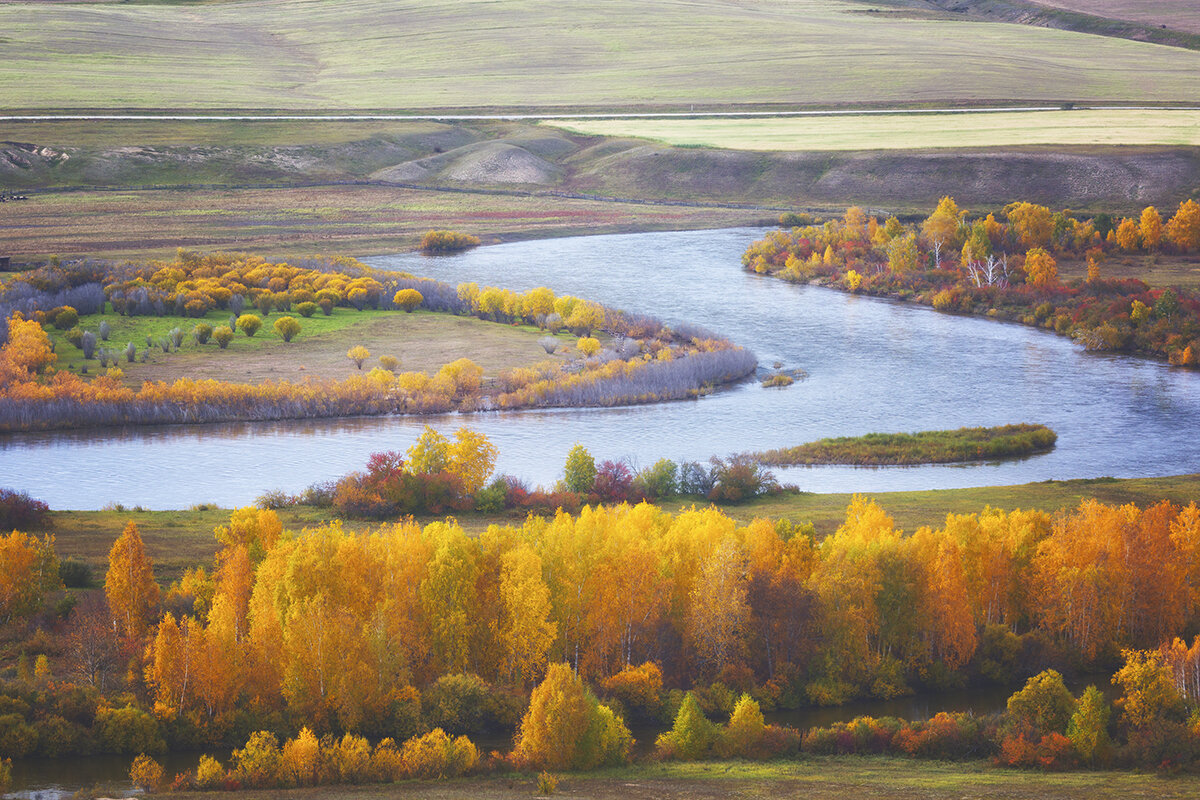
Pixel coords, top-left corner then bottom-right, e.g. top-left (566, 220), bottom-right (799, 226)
top-left (754, 424), bottom-right (1057, 467)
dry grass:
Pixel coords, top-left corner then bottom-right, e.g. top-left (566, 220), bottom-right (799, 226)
top-left (2, 0), bottom-right (1200, 109)
top-left (1, 186), bottom-right (765, 261)
top-left (545, 110), bottom-right (1200, 152)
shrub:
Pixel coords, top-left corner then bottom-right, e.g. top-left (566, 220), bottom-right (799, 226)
top-left (634, 458), bottom-right (677, 499)
top-left (539, 336), bottom-right (560, 354)
top-left (379, 355), bottom-right (399, 371)
top-left (125, 341), bottom-right (136, 362)
top-left (1006, 670), bottom-right (1076, 736)
top-left (168, 327), bottom-right (184, 348)
top-left (601, 662), bottom-right (664, 725)
top-left (273, 316), bottom-right (301, 342)
top-left (0, 714), bottom-right (37, 758)
top-left (423, 673), bottom-right (490, 736)
top-left (347, 345), bottom-right (370, 369)
top-left (129, 753), bottom-right (164, 791)
top-left (94, 706), bottom-right (165, 755)
top-left (194, 754), bottom-right (225, 789)
top-left (393, 288), bottom-right (424, 312)
top-left (0, 758), bottom-right (11, 795)
top-left (213, 325), bottom-right (234, 349)
top-left (577, 336), bottom-right (601, 357)
top-left (231, 730), bottom-right (282, 788)
top-left (717, 694), bottom-right (766, 758)
top-left (81, 330), bottom-right (97, 359)
top-left (236, 314), bottom-right (263, 337)
top-left (296, 301), bottom-right (318, 318)
top-left (192, 323), bottom-right (212, 344)
top-left (419, 230), bottom-right (481, 254)
top-left (59, 558), bottom-right (93, 588)
top-left (319, 298), bottom-right (334, 315)
top-left (53, 306), bottom-right (78, 330)
top-left (98, 320), bottom-right (110, 341)
top-left (537, 771), bottom-right (559, 794)
top-left (563, 444), bottom-right (596, 494)
top-left (66, 326), bottom-right (84, 348)
top-left (399, 728), bottom-right (478, 779)
top-left (0, 488), bottom-right (51, 530)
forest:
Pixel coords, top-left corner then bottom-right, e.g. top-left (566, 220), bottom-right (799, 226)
top-left (3, 424), bottom-right (1200, 789)
top-left (743, 198), bottom-right (1200, 367)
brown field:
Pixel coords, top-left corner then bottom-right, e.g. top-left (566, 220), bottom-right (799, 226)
top-left (0, 186), bottom-right (768, 262)
top-left (1035, 0), bottom-right (1200, 34)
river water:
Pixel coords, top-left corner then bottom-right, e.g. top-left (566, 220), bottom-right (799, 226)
top-left (2, 228), bottom-right (1199, 509)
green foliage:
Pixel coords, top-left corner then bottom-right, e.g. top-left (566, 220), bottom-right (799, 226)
top-left (423, 673), bottom-right (489, 736)
top-left (296, 301), bottom-right (318, 318)
top-left (0, 713), bottom-right (37, 758)
top-left (634, 458), bottom-right (678, 499)
top-left (655, 692), bottom-right (717, 761)
top-left (1113, 649), bottom-right (1187, 729)
top-left (53, 306), bottom-right (79, 330)
top-left (717, 694), bottom-right (766, 758)
top-left (563, 444), bottom-right (596, 494)
top-left (1067, 685), bottom-right (1112, 765)
top-left (1006, 670), bottom-right (1077, 736)
top-left (94, 705), bottom-right (166, 754)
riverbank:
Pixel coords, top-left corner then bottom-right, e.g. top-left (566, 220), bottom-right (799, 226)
top-left (40, 473), bottom-right (1200, 583)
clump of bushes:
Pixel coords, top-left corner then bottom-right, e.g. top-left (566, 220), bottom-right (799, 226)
top-left (418, 230), bottom-right (481, 254)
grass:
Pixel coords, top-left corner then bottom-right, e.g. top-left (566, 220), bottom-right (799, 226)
top-left (0, 186), bottom-right (766, 261)
top-left (45, 308), bottom-right (581, 385)
top-left (545, 109), bottom-right (1200, 152)
top-left (158, 757), bottom-right (1200, 799)
top-left (753, 424), bottom-right (1057, 467)
top-left (44, 473), bottom-right (1200, 581)
top-left (2, 0), bottom-right (1200, 110)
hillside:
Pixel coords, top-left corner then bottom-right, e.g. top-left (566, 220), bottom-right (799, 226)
top-left (2, 0), bottom-right (1200, 109)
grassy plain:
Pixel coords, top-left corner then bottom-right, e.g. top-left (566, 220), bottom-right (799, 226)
top-left (45, 473), bottom-right (1200, 581)
top-left (546, 109), bottom-right (1200, 151)
top-left (45, 309), bottom-right (581, 385)
top-left (161, 757), bottom-right (1200, 800)
top-left (2, 0), bottom-right (1200, 109)
top-left (0, 186), bottom-right (766, 261)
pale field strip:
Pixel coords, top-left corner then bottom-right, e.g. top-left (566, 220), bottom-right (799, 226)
top-left (541, 109), bottom-right (1200, 151)
top-left (2, 0), bottom-right (1200, 108)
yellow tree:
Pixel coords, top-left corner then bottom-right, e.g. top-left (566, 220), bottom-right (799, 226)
top-left (1005, 202), bottom-right (1055, 248)
top-left (1023, 247), bottom-right (1058, 288)
top-left (1139, 206), bottom-right (1163, 251)
top-left (1, 314), bottom-right (56, 377)
top-left (500, 546), bottom-right (556, 685)
top-left (105, 521), bottom-right (161, 643)
top-left (921, 196), bottom-right (965, 250)
top-left (1167, 199), bottom-right (1200, 252)
top-left (0, 531), bottom-right (61, 625)
top-left (686, 537), bottom-right (750, 676)
top-left (1114, 218), bottom-right (1141, 252)
top-left (406, 426), bottom-right (450, 474)
top-left (447, 428), bottom-right (498, 493)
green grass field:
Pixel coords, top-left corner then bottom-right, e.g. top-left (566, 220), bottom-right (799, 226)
top-left (545, 109), bottom-right (1200, 151)
top-left (2, 0), bottom-right (1200, 110)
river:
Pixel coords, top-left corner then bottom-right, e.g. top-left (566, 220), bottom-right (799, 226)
top-left (2, 228), bottom-right (1198, 509)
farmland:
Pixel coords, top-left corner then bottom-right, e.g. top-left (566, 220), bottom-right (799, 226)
top-left (1, 0), bottom-right (1200, 110)
top-left (545, 109), bottom-right (1200, 152)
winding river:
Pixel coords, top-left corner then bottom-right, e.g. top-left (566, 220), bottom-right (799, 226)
top-left (2, 228), bottom-right (1199, 509)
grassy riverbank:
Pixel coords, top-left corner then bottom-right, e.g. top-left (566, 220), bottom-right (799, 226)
top-left (753, 424), bottom-right (1057, 467)
top-left (156, 757), bottom-right (1200, 800)
top-left (42, 473), bottom-right (1200, 583)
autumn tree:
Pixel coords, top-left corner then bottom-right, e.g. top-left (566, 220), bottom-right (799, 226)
top-left (1023, 247), bottom-right (1058, 288)
top-left (1006, 670), bottom-right (1076, 736)
top-left (500, 546), bottom-right (556, 685)
top-left (1114, 218), bottom-right (1140, 252)
top-left (1167, 199), bottom-right (1200, 252)
top-left (1005, 202), bottom-right (1054, 249)
top-left (921, 196), bottom-right (965, 251)
top-left (687, 537), bottom-right (750, 676)
top-left (1067, 685), bottom-right (1111, 765)
top-left (514, 663), bottom-right (630, 770)
top-left (655, 692), bottom-right (716, 760)
top-left (105, 521), bottom-right (160, 643)
top-left (406, 426), bottom-right (450, 474)
top-left (0, 531), bottom-right (62, 625)
top-left (1, 314), bottom-right (56, 378)
top-left (1139, 206), bottom-right (1163, 251)
top-left (212, 326), bottom-right (234, 349)
top-left (447, 428), bottom-right (498, 494)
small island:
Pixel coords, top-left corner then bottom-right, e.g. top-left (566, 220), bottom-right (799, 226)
top-left (753, 423), bottom-right (1057, 466)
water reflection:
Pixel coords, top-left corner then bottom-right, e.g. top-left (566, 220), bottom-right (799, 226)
top-left (3, 228), bottom-right (1199, 509)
